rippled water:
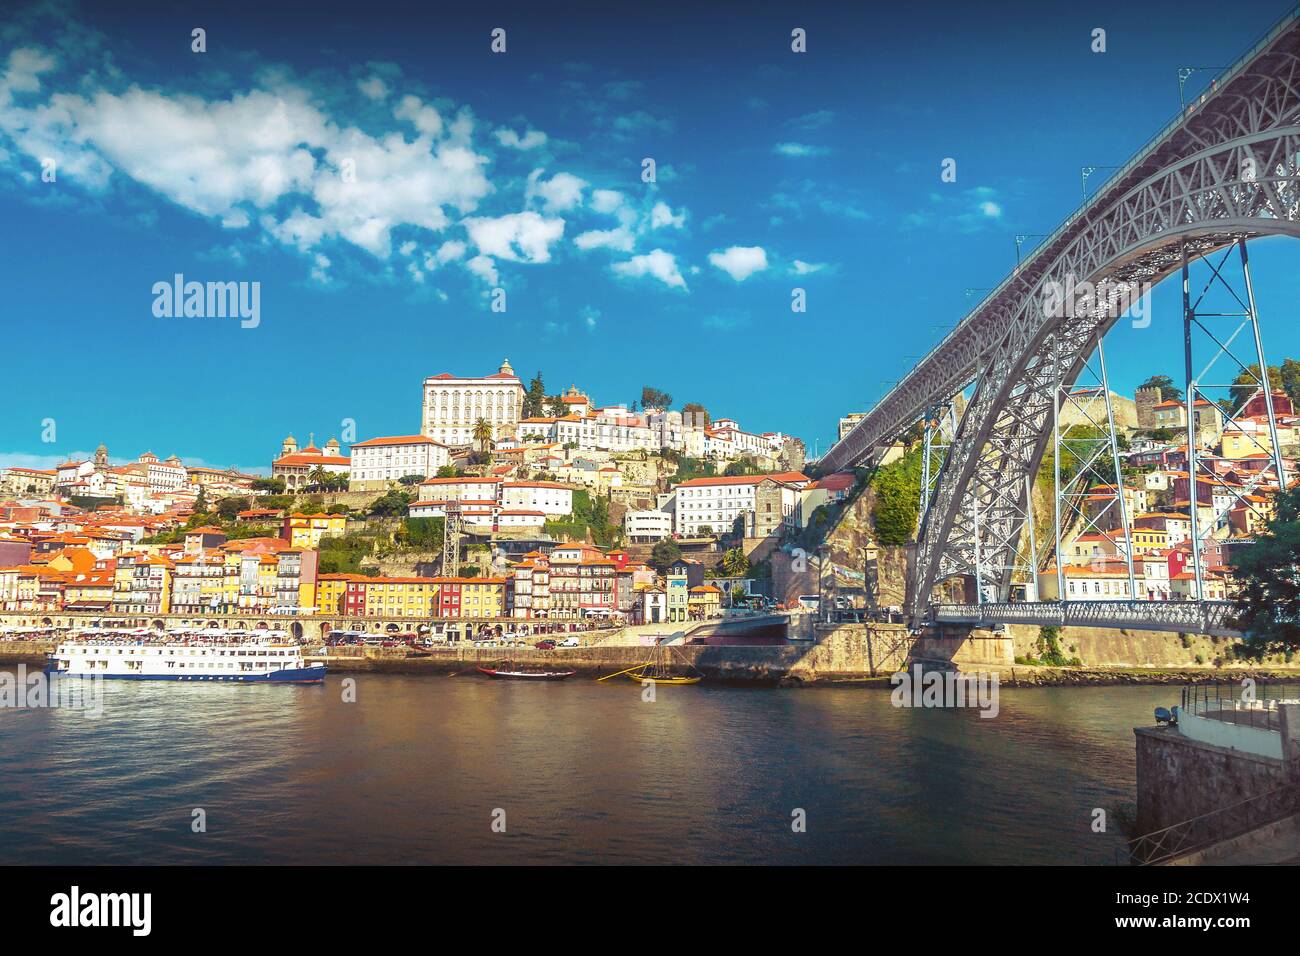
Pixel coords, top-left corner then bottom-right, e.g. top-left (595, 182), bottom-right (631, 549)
top-left (0, 672), bottom-right (1176, 864)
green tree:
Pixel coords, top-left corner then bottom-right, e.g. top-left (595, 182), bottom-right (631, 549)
top-left (251, 476), bottom-right (286, 493)
top-left (525, 372), bottom-right (546, 418)
top-left (546, 395), bottom-right (568, 418)
top-left (400, 516), bottom-right (445, 549)
top-left (1229, 363), bottom-right (1284, 413)
top-left (472, 417), bottom-right (493, 454)
top-left (724, 458), bottom-right (759, 477)
top-left (641, 386), bottom-right (673, 411)
top-left (1230, 484), bottom-right (1300, 657)
top-left (436, 465), bottom-right (461, 478)
top-left (194, 486), bottom-right (208, 514)
top-left (1138, 374), bottom-right (1184, 403)
top-left (719, 547), bottom-right (750, 577)
top-left (368, 489), bottom-right (414, 517)
top-left (873, 446), bottom-right (923, 546)
top-left (650, 538), bottom-right (683, 575)
top-left (681, 401), bottom-right (711, 428)
top-left (1280, 358), bottom-right (1300, 407)
top-left (216, 495), bottom-right (250, 521)
top-left (397, 474), bottom-right (424, 486)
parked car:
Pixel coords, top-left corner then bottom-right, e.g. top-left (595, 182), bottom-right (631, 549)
top-left (557, 637), bottom-right (579, 648)
top-left (535, 639), bottom-right (557, 650)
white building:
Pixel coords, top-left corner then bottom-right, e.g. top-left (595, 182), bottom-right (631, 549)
top-left (413, 476), bottom-right (504, 504)
top-left (624, 509), bottom-right (672, 543)
top-left (422, 359), bottom-right (526, 446)
top-left (500, 481), bottom-right (573, 516)
top-left (348, 435), bottom-right (451, 491)
top-left (137, 452), bottom-right (187, 495)
top-left (673, 472), bottom-right (809, 537)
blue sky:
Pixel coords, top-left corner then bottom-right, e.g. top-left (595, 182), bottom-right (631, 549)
top-left (1, 0), bottom-right (1299, 473)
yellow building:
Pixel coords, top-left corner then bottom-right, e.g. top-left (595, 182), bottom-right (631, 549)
top-left (432, 577), bottom-right (508, 618)
top-left (111, 552), bottom-right (174, 615)
top-left (1129, 527), bottom-right (1168, 557)
top-left (688, 584), bottom-right (723, 620)
top-left (315, 574), bottom-right (361, 615)
top-left (350, 577), bottom-right (442, 618)
top-left (283, 512), bottom-right (347, 549)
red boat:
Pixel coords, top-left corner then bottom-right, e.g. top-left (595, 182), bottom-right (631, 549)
top-left (476, 665), bottom-right (576, 681)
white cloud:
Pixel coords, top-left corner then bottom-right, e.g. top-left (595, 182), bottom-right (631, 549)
top-left (574, 227), bottom-right (634, 252)
top-left (979, 201), bottom-right (1002, 218)
top-left (393, 94), bottom-right (443, 137)
top-left (708, 245), bottom-right (768, 281)
top-left (774, 142), bottom-right (829, 158)
top-left (357, 75), bottom-right (390, 101)
top-left (792, 259), bottom-right (826, 275)
top-left (649, 201), bottom-right (685, 230)
top-left (466, 254), bottom-right (499, 286)
top-left (5, 48), bottom-right (57, 94)
top-left (494, 126), bottom-right (547, 149)
top-left (590, 189), bottom-right (626, 215)
top-left (611, 249), bottom-right (686, 289)
top-left (526, 169), bottom-right (587, 213)
top-left (463, 211), bottom-right (565, 264)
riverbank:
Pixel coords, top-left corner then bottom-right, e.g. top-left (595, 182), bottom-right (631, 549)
top-left (7, 637), bottom-right (1297, 687)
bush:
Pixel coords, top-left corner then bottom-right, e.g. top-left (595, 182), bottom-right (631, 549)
top-left (872, 446), bottom-right (923, 546)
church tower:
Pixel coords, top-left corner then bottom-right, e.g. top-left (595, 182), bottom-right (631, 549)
top-left (281, 434), bottom-right (298, 456)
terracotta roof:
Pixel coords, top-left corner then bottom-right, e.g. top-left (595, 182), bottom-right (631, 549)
top-left (351, 435), bottom-right (446, 448)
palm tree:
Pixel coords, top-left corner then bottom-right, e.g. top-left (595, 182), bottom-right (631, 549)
top-left (308, 465), bottom-right (330, 491)
top-left (473, 417), bottom-right (493, 454)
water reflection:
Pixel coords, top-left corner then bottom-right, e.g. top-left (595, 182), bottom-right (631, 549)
top-left (0, 674), bottom-right (1174, 864)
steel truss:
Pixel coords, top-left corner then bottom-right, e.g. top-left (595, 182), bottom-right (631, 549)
top-left (1050, 338), bottom-right (1137, 603)
top-left (815, 11), bottom-right (1300, 622)
top-left (933, 599), bottom-right (1240, 638)
top-left (1181, 239), bottom-right (1291, 599)
top-left (441, 503), bottom-right (462, 578)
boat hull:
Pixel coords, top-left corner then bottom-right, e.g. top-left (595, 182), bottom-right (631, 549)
top-left (43, 664), bottom-right (327, 684)
top-left (620, 672), bottom-right (702, 685)
top-left (477, 667), bottom-right (575, 680)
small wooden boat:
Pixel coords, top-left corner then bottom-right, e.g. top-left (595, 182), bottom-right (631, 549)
top-left (477, 665), bottom-right (576, 681)
top-left (598, 645), bottom-right (704, 685)
top-left (619, 665), bottom-right (702, 685)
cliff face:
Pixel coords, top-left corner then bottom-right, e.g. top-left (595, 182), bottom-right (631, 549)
top-left (772, 481), bottom-right (913, 608)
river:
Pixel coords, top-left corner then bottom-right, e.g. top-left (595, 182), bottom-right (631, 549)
top-left (0, 674), bottom-right (1176, 864)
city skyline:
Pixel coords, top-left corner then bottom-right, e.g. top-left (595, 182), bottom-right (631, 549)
top-left (3, 0), bottom-right (1300, 473)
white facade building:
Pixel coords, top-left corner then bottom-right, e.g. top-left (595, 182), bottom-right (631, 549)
top-left (348, 435), bottom-right (451, 491)
top-left (500, 481), bottom-right (574, 516)
top-left (624, 509), bottom-right (673, 543)
top-left (422, 359), bottom-right (526, 446)
top-left (674, 472), bottom-right (809, 536)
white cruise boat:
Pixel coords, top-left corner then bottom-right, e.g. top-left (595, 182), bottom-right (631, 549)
top-left (45, 629), bottom-right (326, 684)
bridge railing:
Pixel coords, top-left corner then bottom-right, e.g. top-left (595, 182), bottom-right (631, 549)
top-left (931, 600), bottom-right (1241, 637)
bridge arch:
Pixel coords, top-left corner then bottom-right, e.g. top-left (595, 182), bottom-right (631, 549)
top-left (816, 22), bottom-right (1300, 621)
top-left (916, 161), bottom-right (1300, 612)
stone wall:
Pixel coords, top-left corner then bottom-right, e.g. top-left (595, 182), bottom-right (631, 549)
top-left (1134, 725), bottom-right (1296, 846)
top-left (1005, 622), bottom-right (1256, 669)
top-left (307, 623), bottom-right (918, 682)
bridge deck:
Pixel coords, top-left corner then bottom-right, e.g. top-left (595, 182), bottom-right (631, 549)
top-left (932, 601), bottom-right (1240, 638)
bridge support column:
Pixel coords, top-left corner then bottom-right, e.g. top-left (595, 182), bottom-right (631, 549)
top-left (1182, 238), bottom-right (1288, 601)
